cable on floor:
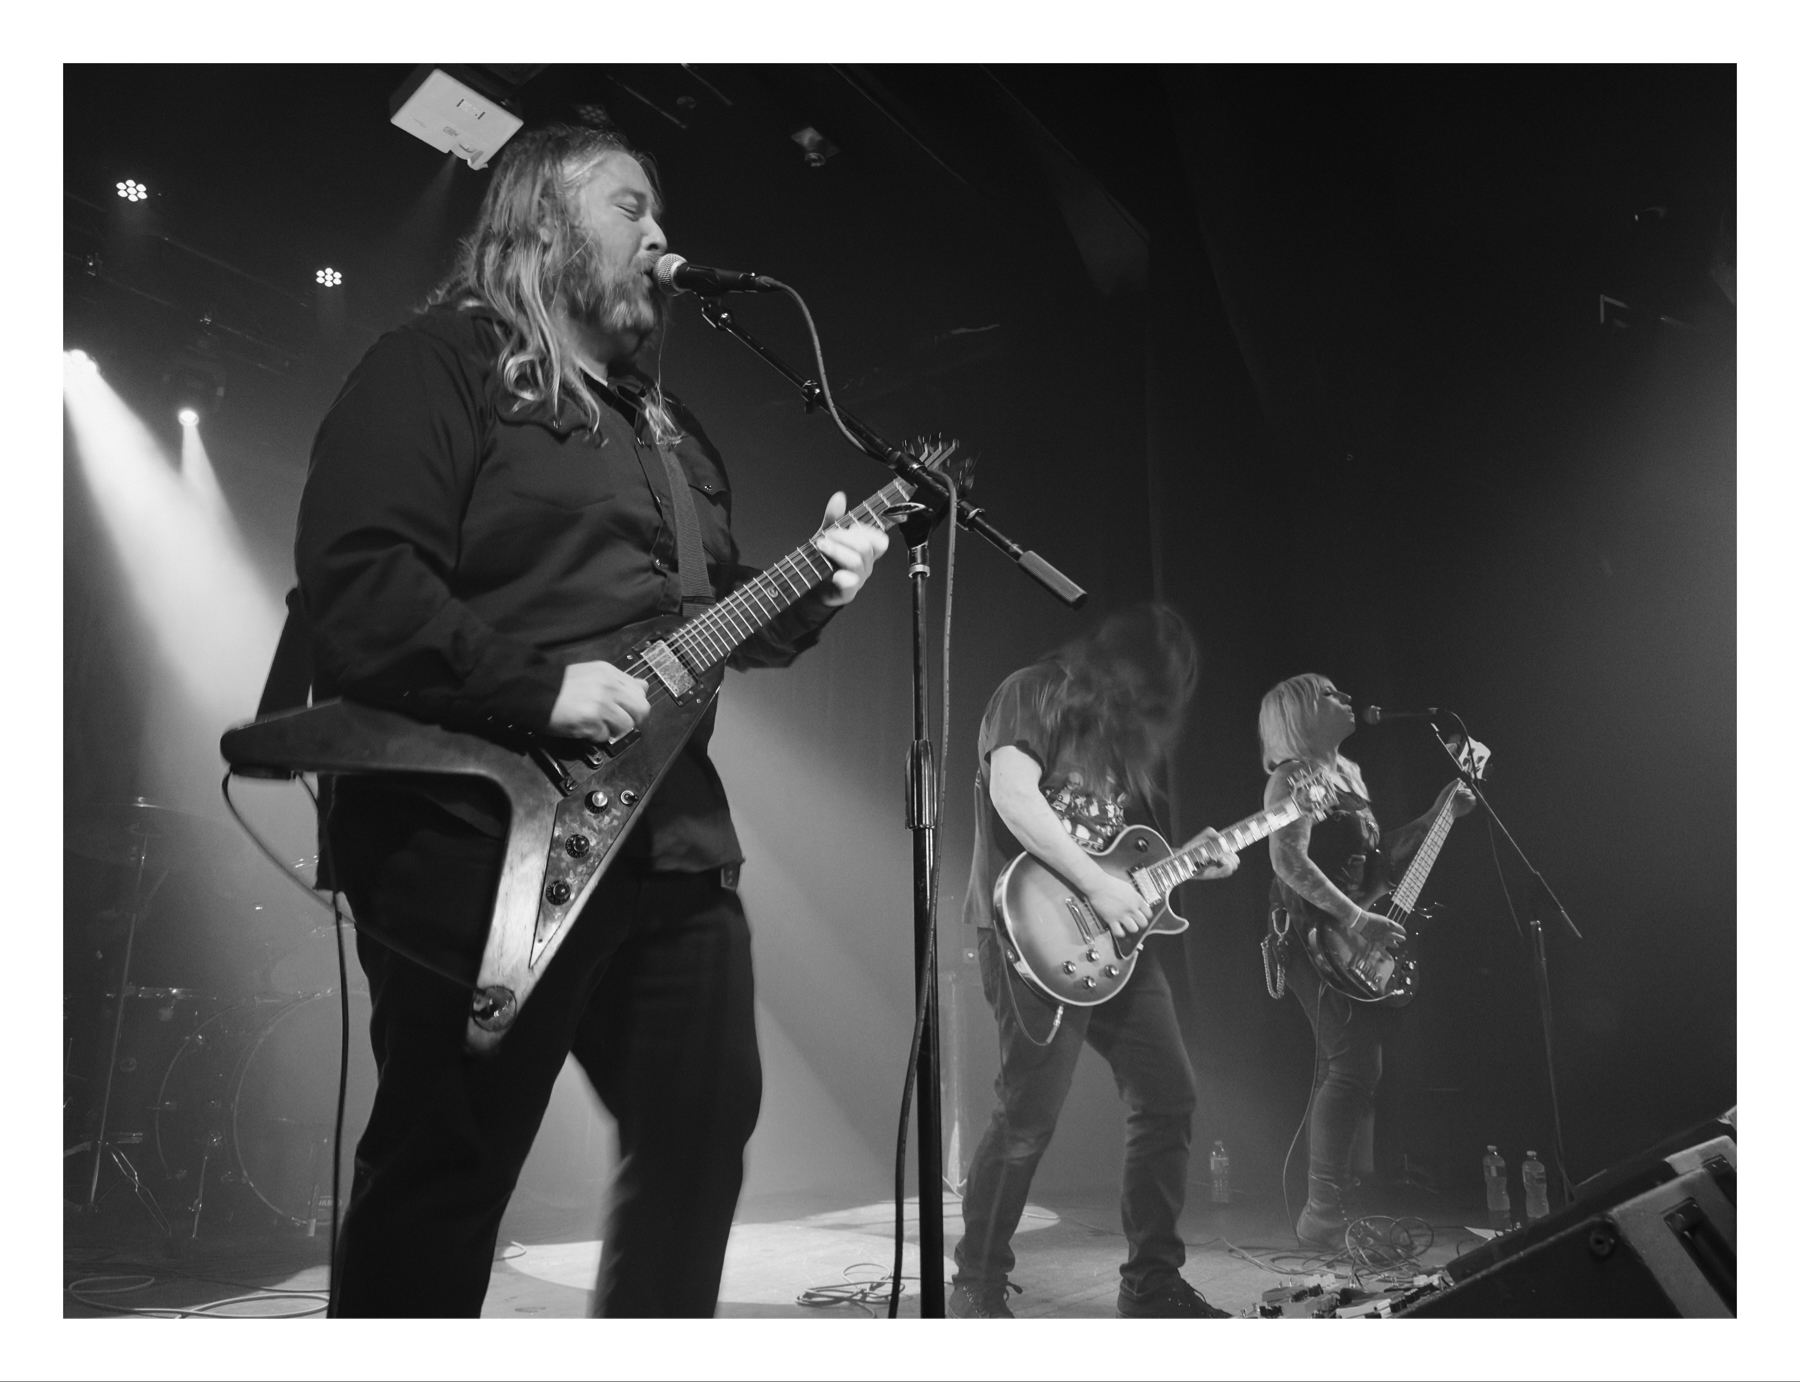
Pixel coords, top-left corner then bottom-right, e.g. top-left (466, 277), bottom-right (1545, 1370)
top-left (66, 1273), bottom-right (329, 1318)
top-left (797, 1264), bottom-right (915, 1317)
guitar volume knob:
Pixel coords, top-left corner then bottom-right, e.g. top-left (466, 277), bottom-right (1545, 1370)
top-left (585, 790), bottom-right (609, 811)
top-left (545, 880), bottom-right (573, 906)
top-left (1085, 949), bottom-right (1098, 961)
top-left (1061, 961), bottom-right (1077, 974)
top-left (1082, 976), bottom-right (1098, 989)
top-left (565, 834), bottom-right (591, 857)
top-left (1104, 965), bottom-right (1119, 978)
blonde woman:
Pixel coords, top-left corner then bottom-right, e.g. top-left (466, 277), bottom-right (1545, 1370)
top-left (1258, 674), bottom-right (1473, 1248)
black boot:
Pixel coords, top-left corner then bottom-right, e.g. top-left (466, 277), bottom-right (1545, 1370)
top-left (1294, 1173), bottom-right (1348, 1249)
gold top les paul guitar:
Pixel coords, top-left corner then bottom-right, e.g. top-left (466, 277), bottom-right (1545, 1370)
top-left (993, 767), bottom-right (1338, 1007)
top-left (220, 453), bottom-right (962, 1054)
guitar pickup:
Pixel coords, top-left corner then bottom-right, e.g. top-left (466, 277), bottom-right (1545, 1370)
top-left (640, 639), bottom-right (695, 699)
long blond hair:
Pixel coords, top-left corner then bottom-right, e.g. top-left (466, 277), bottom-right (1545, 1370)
top-left (431, 120), bottom-right (682, 444)
top-left (1258, 672), bottom-right (1368, 798)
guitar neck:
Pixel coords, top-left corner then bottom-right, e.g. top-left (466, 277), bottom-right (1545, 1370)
top-left (1139, 798), bottom-right (1307, 901)
top-left (1388, 797), bottom-right (1458, 917)
top-left (664, 478), bottom-right (912, 673)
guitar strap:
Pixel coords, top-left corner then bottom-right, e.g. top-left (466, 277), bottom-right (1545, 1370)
top-left (653, 441), bottom-right (716, 613)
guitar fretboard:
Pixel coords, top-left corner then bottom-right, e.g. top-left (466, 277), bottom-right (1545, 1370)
top-left (1388, 796), bottom-right (1458, 917)
top-left (663, 478), bottom-right (913, 673)
top-left (1139, 798), bottom-right (1308, 902)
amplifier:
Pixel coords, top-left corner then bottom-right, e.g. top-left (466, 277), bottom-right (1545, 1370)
top-left (1399, 1121), bottom-right (1735, 1318)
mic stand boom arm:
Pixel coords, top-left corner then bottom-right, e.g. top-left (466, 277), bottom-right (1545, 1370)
top-left (698, 300), bottom-right (1087, 609)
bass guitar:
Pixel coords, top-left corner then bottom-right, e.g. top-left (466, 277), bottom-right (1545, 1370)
top-left (1284, 735), bottom-right (1491, 1007)
top-left (993, 767), bottom-right (1338, 1007)
top-left (221, 455), bottom-right (954, 1053)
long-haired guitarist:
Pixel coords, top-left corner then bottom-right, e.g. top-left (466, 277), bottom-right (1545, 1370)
top-left (292, 119), bottom-right (888, 1317)
top-left (950, 605), bottom-right (1241, 1319)
top-left (1258, 673), bottom-right (1474, 1248)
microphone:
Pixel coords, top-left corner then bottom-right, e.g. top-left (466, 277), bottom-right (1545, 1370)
top-left (1360, 704), bottom-right (1439, 725)
top-left (652, 253), bottom-right (777, 296)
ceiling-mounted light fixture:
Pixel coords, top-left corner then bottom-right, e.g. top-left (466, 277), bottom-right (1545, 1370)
top-left (390, 67), bottom-right (525, 170)
top-left (791, 127), bottom-right (840, 169)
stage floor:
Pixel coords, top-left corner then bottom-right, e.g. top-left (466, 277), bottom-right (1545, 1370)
top-left (64, 1183), bottom-right (1486, 1320)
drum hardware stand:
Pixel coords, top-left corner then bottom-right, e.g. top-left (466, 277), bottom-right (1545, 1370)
top-left (698, 293), bottom-right (1085, 1318)
top-left (82, 829), bottom-right (174, 1241)
top-left (1425, 715), bottom-right (1582, 1211)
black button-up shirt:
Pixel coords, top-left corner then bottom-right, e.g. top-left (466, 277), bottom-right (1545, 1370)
top-left (296, 302), bottom-right (837, 870)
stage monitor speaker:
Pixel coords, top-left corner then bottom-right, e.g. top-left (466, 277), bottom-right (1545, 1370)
top-left (1399, 1121), bottom-right (1735, 1318)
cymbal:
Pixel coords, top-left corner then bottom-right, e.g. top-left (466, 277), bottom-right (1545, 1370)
top-left (64, 798), bottom-right (242, 872)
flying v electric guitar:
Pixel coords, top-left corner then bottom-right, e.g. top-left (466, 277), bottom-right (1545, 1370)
top-left (222, 452), bottom-right (957, 1053)
top-left (993, 767), bottom-right (1338, 1006)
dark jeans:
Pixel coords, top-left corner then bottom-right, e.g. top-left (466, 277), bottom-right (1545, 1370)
top-left (325, 795), bottom-right (761, 1318)
top-left (953, 926), bottom-right (1197, 1294)
top-left (1286, 950), bottom-right (1384, 1214)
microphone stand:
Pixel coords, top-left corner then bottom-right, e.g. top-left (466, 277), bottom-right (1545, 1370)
top-left (697, 301), bottom-right (1087, 608)
top-left (696, 296), bottom-right (1086, 1319)
top-left (1426, 715), bottom-right (1582, 1209)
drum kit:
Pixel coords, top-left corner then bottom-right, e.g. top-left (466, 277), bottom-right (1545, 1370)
top-left (64, 798), bottom-right (377, 1241)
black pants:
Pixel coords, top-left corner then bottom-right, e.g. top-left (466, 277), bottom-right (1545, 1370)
top-left (953, 926), bottom-right (1197, 1294)
top-left (325, 796), bottom-right (761, 1317)
top-left (1285, 950), bottom-right (1385, 1214)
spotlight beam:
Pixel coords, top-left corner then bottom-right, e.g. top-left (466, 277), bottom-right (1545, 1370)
top-left (63, 353), bottom-right (282, 725)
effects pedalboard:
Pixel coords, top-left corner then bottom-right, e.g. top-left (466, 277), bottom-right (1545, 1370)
top-left (1255, 1274), bottom-right (1449, 1319)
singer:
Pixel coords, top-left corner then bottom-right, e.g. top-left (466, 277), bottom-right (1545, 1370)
top-left (292, 119), bottom-right (889, 1316)
top-left (1256, 675), bottom-right (1474, 1247)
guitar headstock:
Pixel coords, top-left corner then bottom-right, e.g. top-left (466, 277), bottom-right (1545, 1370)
top-left (916, 433), bottom-right (975, 494)
top-left (849, 437), bottom-right (969, 536)
top-left (1446, 733), bottom-right (1492, 783)
top-left (1286, 764), bottom-right (1340, 821)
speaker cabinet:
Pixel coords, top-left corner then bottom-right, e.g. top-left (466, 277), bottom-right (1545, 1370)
top-left (1400, 1124), bottom-right (1735, 1318)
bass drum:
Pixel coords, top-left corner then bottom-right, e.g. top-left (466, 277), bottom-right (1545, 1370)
top-left (155, 992), bottom-right (376, 1226)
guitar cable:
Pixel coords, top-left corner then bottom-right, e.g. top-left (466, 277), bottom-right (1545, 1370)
top-left (219, 772), bottom-right (350, 1314)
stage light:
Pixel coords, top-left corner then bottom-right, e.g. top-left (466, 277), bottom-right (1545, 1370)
top-left (116, 179), bottom-right (147, 203)
top-left (67, 349), bottom-right (98, 372)
top-left (178, 407), bottom-right (199, 427)
top-left (62, 354), bottom-right (282, 728)
top-left (315, 267), bottom-right (343, 287)
top-left (390, 67), bottom-right (523, 170)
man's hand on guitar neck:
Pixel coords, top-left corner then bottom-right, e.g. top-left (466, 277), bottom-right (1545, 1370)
top-left (548, 660), bottom-right (651, 742)
top-left (814, 491), bottom-right (891, 608)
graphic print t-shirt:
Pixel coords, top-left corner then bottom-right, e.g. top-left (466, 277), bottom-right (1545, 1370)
top-left (962, 662), bottom-right (1138, 929)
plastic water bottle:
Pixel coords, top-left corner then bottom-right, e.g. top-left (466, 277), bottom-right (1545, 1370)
top-left (1482, 1145), bottom-right (1512, 1231)
top-left (1210, 1141), bottom-right (1231, 1204)
top-left (1522, 1151), bottom-right (1550, 1222)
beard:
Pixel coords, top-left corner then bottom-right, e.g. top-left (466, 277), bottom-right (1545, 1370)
top-left (562, 235), bottom-right (662, 352)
